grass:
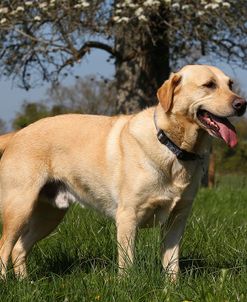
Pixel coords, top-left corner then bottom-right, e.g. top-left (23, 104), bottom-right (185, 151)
top-left (0, 175), bottom-right (246, 301)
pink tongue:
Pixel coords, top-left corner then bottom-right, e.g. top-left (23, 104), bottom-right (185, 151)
top-left (214, 117), bottom-right (237, 148)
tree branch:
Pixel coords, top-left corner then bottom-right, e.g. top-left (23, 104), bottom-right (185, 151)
top-left (78, 41), bottom-right (119, 58)
top-left (57, 41), bottom-right (123, 75)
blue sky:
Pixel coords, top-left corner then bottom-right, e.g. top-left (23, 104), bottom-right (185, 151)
top-left (0, 50), bottom-right (246, 129)
top-left (0, 50), bottom-right (114, 128)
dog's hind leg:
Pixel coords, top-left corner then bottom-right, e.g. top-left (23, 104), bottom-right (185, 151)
top-left (0, 188), bottom-right (40, 278)
top-left (11, 201), bottom-right (67, 279)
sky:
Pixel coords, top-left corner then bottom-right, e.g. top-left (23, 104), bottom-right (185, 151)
top-left (0, 50), bottom-right (114, 129)
top-left (0, 50), bottom-right (246, 130)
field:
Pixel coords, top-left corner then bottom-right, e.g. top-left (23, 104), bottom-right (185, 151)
top-left (0, 175), bottom-right (246, 301)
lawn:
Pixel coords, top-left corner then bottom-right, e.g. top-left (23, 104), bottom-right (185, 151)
top-left (0, 175), bottom-right (246, 301)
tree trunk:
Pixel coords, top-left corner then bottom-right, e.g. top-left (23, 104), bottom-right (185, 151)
top-left (208, 152), bottom-right (215, 188)
top-left (201, 148), bottom-right (216, 188)
top-left (114, 10), bottom-right (170, 114)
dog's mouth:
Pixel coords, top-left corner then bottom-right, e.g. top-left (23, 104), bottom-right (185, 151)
top-left (197, 109), bottom-right (237, 148)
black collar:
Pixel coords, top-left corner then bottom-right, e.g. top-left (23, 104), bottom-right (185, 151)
top-left (153, 109), bottom-right (201, 161)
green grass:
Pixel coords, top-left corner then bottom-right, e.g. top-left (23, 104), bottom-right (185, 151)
top-left (0, 175), bottom-right (247, 301)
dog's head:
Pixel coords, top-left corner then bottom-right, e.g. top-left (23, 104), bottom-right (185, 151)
top-left (157, 65), bottom-right (247, 148)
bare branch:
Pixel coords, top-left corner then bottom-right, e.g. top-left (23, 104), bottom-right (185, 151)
top-left (57, 41), bottom-right (121, 75)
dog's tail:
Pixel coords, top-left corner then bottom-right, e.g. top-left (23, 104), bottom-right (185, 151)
top-left (0, 132), bottom-right (16, 156)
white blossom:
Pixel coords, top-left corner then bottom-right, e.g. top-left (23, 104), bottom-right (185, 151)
top-left (197, 10), bottom-right (205, 16)
top-left (205, 3), bottom-right (219, 9)
top-left (121, 17), bottom-right (129, 22)
top-left (115, 17), bottom-right (129, 23)
top-left (143, 0), bottom-right (160, 6)
top-left (81, 1), bottom-right (90, 8)
top-left (138, 15), bottom-right (148, 22)
top-left (16, 6), bottom-right (25, 12)
top-left (34, 16), bottom-right (41, 21)
top-left (128, 3), bottom-right (138, 8)
top-left (117, 1), bottom-right (137, 9)
top-left (0, 18), bottom-right (7, 24)
top-left (10, 10), bottom-right (18, 16)
top-left (212, 4), bottom-right (219, 9)
top-left (212, 3), bottom-right (219, 9)
top-left (25, 1), bottom-right (33, 6)
top-left (73, 2), bottom-right (89, 9)
top-left (182, 5), bottom-right (190, 10)
top-left (113, 16), bottom-right (120, 22)
top-left (171, 3), bottom-right (180, 9)
top-left (39, 3), bottom-right (48, 9)
top-left (135, 7), bottom-right (143, 17)
top-left (0, 7), bottom-right (9, 14)
top-left (222, 2), bottom-right (231, 8)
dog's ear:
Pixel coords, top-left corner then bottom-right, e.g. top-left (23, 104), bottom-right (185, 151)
top-left (157, 73), bottom-right (182, 113)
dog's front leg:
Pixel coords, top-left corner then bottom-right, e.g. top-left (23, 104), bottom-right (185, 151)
top-left (160, 199), bottom-right (193, 281)
top-left (116, 207), bottom-right (137, 273)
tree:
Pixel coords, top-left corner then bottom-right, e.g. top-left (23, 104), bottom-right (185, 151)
top-left (212, 117), bottom-right (247, 175)
top-left (0, 0), bottom-right (246, 113)
top-left (12, 102), bottom-right (51, 129)
top-left (12, 75), bottom-right (116, 129)
top-left (0, 119), bottom-right (6, 134)
top-left (46, 75), bottom-right (117, 115)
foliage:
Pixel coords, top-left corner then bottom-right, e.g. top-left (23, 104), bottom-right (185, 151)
top-left (12, 75), bottom-right (116, 129)
top-left (47, 75), bottom-right (116, 115)
top-left (0, 175), bottom-right (246, 301)
top-left (213, 117), bottom-right (247, 174)
top-left (0, 118), bottom-right (6, 133)
top-left (12, 102), bottom-right (51, 129)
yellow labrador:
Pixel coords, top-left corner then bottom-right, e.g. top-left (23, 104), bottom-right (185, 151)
top-left (0, 65), bottom-right (246, 280)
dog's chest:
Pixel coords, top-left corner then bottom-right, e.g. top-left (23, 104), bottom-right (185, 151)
top-left (139, 159), bottom-right (204, 225)
top-left (166, 158), bottom-right (204, 199)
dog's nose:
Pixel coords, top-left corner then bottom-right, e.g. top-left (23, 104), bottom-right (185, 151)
top-left (232, 98), bottom-right (247, 116)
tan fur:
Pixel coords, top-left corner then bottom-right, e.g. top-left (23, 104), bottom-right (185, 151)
top-left (0, 65), bottom-right (245, 280)
top-left (0, 132), bottom-right (16, 156)
top-left (157, 73), bottom-right (182, 112)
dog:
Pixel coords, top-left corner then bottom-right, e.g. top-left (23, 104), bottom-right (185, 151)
top-left (0, 65), bottom-right (246, 280)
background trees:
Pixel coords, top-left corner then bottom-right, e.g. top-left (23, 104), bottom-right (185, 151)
top-left (212, 118), bottom-right (247, 175)
top-left (12, 75), bottom-right (116, 129)
top-left (0, 0), bottom-right (246, 113)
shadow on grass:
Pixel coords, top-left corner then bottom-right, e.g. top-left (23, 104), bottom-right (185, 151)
top-left (180, 257), bottom-right (209, 276)
top-left (41, 252), bottom-right (115, 277)
top-left (44, 254), bottom-right (206, 278)
top-left (179, 256), bottom-right (245, 277)
top-left (36, 252), bottom-right (245, 279)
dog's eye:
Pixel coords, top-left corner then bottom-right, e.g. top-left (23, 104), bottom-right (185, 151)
top-left (229, 80), bottom-right (234, 90)
top-left (203, 81), bottom-right (216, 89)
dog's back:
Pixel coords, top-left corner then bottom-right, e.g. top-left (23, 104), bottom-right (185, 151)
top-left (0, 132), bottom-right (16, 156)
